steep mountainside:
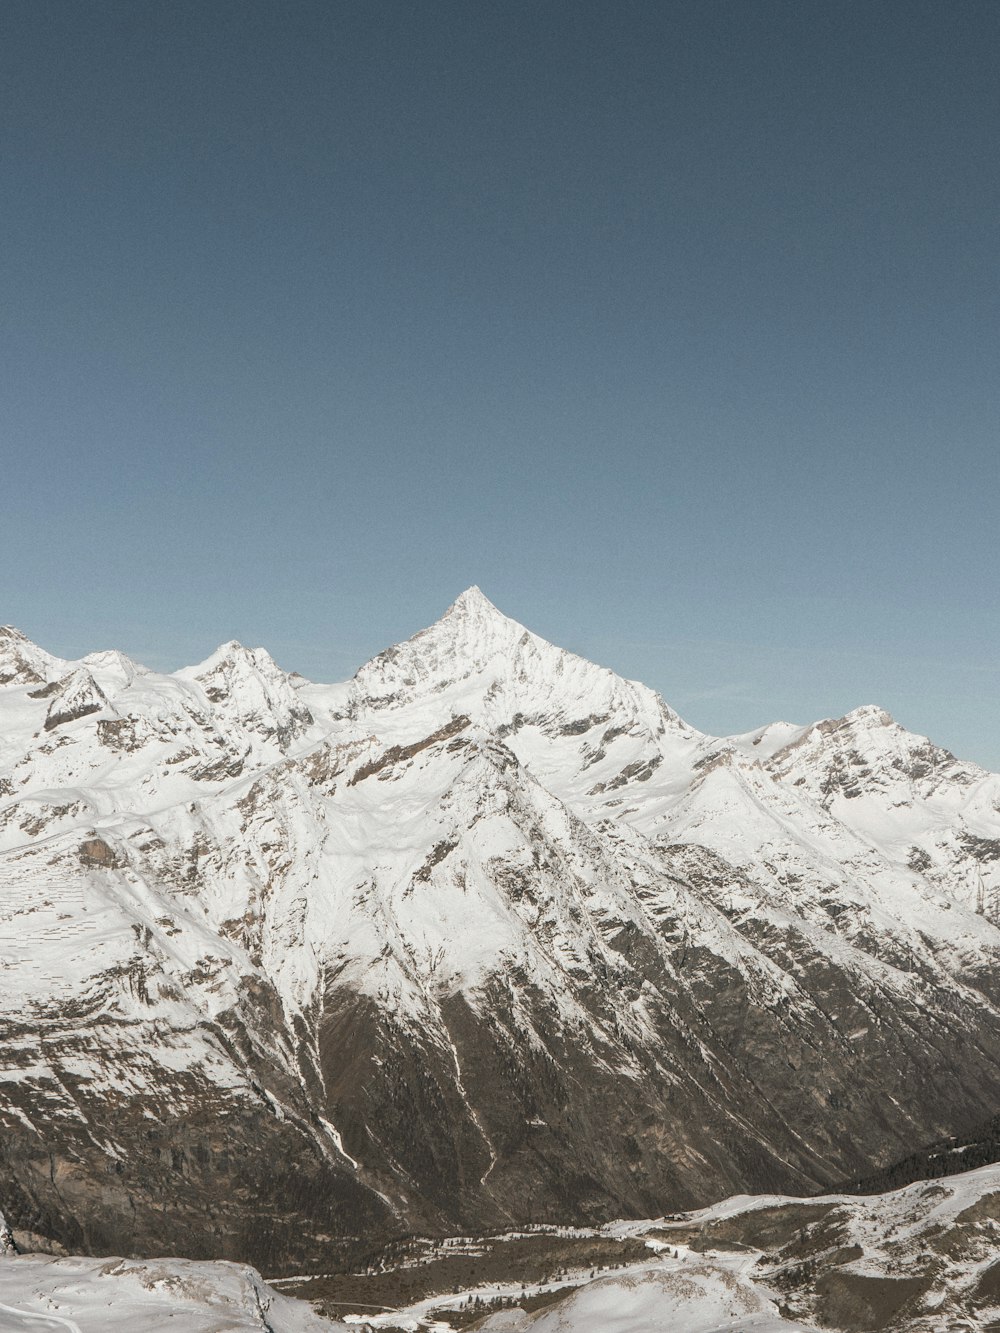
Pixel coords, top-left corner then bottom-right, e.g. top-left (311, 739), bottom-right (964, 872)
top-left (3, 590), bottom-right (1000, 1269)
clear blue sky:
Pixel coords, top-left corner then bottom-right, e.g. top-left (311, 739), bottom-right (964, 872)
top-left (4, 1), bottom-right (999, 765)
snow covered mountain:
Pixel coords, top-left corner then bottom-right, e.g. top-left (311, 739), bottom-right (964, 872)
top-left (3, 589), bottom-right (1000, 1270)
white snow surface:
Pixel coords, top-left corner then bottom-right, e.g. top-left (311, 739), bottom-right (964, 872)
top-left (0, 1253), bottom-right (344, 1331)
top-left (354, 1249), bottom-right (811, 1332)
top-left (475, 1260), bottom-right (812, 1332)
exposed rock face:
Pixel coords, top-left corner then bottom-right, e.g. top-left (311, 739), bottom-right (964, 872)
top-left (4, 589), bottom-right (1000, 1270)
top-left (0, 625), bottom-right (61, 687)
top-left (43, 668), bottom-right (111, 731)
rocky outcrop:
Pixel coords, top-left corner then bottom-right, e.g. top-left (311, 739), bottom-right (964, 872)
top-left (43, 668), bottom-right (111, 731)
top-left (0, 625), bottom-right (60, 687)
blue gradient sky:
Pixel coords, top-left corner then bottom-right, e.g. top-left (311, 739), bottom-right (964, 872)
top-left (4, 2), bottom-right (999, 764)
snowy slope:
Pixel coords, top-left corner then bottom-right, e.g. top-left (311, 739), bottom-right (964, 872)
top-left (659, 1160), bottom-right (1000, 1331)
top-left (4, 591), bottom-right (1000, 1266)
top-left (0, 1252), bottom-right (344, 1331)
top-left (345, 1161), bottom-right (1000, 1331)
top-left (475, 1260), bottom-right (813, 1333)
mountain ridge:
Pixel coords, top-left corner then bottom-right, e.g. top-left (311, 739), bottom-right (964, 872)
top-left (3, 590), bottom-right (1000, 1269)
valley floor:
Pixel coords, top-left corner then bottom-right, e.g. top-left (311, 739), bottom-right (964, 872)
top-left (0, 1162), bottom-right (981, 1327)
top-left (2, 1162), bottom-right (979, 1332)
top-left (280, 1162), bottom-right (1000, 1331)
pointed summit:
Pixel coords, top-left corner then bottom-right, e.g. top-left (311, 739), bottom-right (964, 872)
top-left (179, 640), bottom-right (283, 685)
top-left (444, 585), bottom-right (500, 616)
top-left (43, 668), bottom-right (112, 731)
top-left (0, 626), bottom-right (64, 687)
top-left (433, 585), bottom-right (525, 650)
top-left (352, 588), bottom-right (532, 710)
top-left (348, 588), bottom-right (692, 773)
top-left (176, 640), bottom-right (313, 751)
top-left (435, 587), bottom-right (523, 644)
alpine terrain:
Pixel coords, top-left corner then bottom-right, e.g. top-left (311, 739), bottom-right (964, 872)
top-left (3, 589), bottom-right (1000, 1273)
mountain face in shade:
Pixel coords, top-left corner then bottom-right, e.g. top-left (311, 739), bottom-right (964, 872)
top-left (3, 589), bottom-right (1000, 1271)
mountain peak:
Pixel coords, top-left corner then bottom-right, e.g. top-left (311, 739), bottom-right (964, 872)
top-left (176, 640), bottom-right (313, 749)
top-left (402, 587), bottom-right (527, 661)
top-left (389, 587), bottom-right (529, 666)
top-left (448, 584), bottom-right (492, 608)
top-left (43, 667), bottom-right (112, 731)
top-left (182, 640), bottom-right (280, 681)
top-left (441, 585), bottom-right (509, 624)
top-left (0, 626), bottom-right (62, 687)
top-left (210, 638), bottom-right (252, 663)
top-left (842, 705), bottom-right (895, 728)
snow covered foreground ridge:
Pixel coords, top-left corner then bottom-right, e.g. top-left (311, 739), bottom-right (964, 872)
top-left (3, 590), bottom-right (1000, 1270)
top-left (0, 1252), bottom-right (344, 1332)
